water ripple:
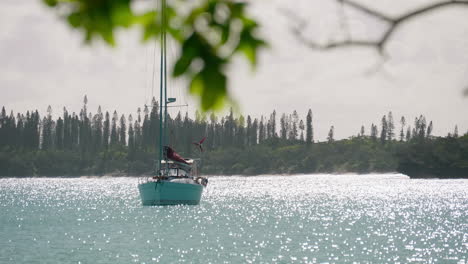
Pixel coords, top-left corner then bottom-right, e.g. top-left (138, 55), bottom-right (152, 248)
top-left (0, 174), bottom-right (467, 263)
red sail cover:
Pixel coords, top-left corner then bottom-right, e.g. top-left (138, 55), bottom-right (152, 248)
top-left (164, 146), bottom-right (189, 164)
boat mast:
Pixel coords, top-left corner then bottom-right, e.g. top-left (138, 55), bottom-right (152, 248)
top-left (163, 0), bottom-right (168, 152)
top-left (158, 0), bottom-right (167, 173)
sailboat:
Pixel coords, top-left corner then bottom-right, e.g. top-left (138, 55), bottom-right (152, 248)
top-left (138, 0), bottom-right (208, 206)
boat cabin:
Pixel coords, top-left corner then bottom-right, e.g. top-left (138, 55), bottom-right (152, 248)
top-left (160, 159), bottom-right (200, 177)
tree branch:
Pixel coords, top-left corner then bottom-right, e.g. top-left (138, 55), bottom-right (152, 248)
top-left (340, 0), bottom-right (393, 22)
top-left (285, 0), bottom-right (468, 54)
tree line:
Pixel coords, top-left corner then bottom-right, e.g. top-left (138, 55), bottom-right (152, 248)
top-left (0, 96), bottom-right (466, 178)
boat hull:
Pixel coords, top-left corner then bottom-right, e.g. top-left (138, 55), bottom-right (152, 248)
top-left (138, 180), bottom-right (203, 206)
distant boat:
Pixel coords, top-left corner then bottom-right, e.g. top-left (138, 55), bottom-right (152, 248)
top-left (138, 159), bottom-right (207, 206)
top-left (138, 0), bottom-right (208, 206)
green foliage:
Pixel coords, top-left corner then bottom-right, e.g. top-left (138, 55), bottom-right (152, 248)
top-left (42, 0), bottom-right (266, 111)
top-left (203, 137), bottom-right (401, 175)
top-left (1, 103), bottom-right (465, 178)
top-left (396, 134), bottom-right (468, 178)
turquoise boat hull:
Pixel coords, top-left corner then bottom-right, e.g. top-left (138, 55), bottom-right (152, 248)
top-left (138, 180), bottom-right (204, 206)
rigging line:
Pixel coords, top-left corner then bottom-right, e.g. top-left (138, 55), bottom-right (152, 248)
top-left (166, 104), bottom-right (189, 108)
top-left (168, 26), bottom-right (176, 101)
top-left (144, 40), bottom-right (148, 105)
top-left (150, 24), bottom-right (158, 102)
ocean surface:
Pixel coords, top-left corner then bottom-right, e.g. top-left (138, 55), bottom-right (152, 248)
top-left (0, 174), bottom-right (467, 264)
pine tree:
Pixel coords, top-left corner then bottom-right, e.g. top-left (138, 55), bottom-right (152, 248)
top-left (0, 106), bottom-right (5, 121)
top-left (149, 100), bottom-right (159, 150)
top-left (420, 116), bottom-right (427, 139)
top-left (23, 111), bottom-right (31, 148)
top-left (399, 116), bottom-right (406, 141)
top-left (135, 108), bottom-right (142, 149)
top-left (41, 105), bottom-right (54, 150)
top-left (370, 123), bottom-right (378, 141)
top-left (237, 115), bottom-right (245, 147)
top-left (119, 114), bottom-right (126, 146)
top-left (280, 113), bottom-right (287, 140)
top-left (258, 116), bottom-right (265, 143)
top-left (128, 115), bottom-right (135, 156)
top-left (103, 112), bottom-right (110, 149)
top-left (226, 108), bottom-right (234, 146)
top-left (454, 125), bottom-right (459, 138)
top-left (327, 126), bottom-right (334, 143)
top-left (23, 111), bottom-right (31, 149)
top-left (83, 95), bottom-right (88, 116)
top-left (170, 111), bottom-right (181, 151)
top-left (71, 113), bottom-right (79, 149)
top-left (63, 107), bottom-right (71, 150)
top-left (92, 106), bottom-right (104, 152)
top-left (299, 119), bottom-right (305, 142)
top-left (306, 109), bottom-right (313, 145)
top-left (406, 126), bottom-right (412, 141)
top-left (142, 105), bottom-right (150, 149)
top-left (246, 115), bottom-right (252, 146)
top-left (266, 120), bottom-right (271, 140)
top-left (56, 117), bottom-right (64, 150)
top-left (134, 120), bottom-right (141, 150)
top-left (270, 110), bottom-right (277, 138)
top-left (110, 111), bottom-right (118, 146)
top-left (426, 121), bottom-right (433, 138)
top-left (183, 112), bottom-right (192, 155)
top-left (0, 109), bottom-right (6, 148)
top-left (415, 115), bottom-right (426, 139)
top-left (1, 110), bottom-right (18, 149)
top-left (14, 113), bottom-right (22, 148)
top-left (290, 110), bottom-right (299, 140)
top-left (287, 114), bottom-right (295, 140)
top-left (79, 96), bottom-right (90, 152)
top-left (380, 115), bottom-right (387, 144)
top-left (252, 119), bottom-right (258, 145)
top-left (32, 110), bottom-right (41, 149)
top-left (360, 125), bottom-right (365, 137)
top-left (86, 112), bottom-right (93, 152)
top-left (0, 107), bottom-right (6, 148)
top-left (387, 111), bottom-right (395, 141)
top-left (208, 113), bottom-right (217, 149)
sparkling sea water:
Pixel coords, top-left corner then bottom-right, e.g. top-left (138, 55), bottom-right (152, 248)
top-left (0, 174), bottom-right (467, 264)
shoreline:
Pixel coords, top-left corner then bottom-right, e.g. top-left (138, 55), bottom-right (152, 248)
top-left (1, 171), bottom-right (466, 179)
top-left (0, 171), bottom-right (400, 178)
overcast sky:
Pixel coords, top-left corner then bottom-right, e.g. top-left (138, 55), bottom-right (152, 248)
top-left (1, 0), bottom-right (467, 140)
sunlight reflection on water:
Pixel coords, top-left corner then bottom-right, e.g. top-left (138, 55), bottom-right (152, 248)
top-left (0, 174), bottom-right (467, 263)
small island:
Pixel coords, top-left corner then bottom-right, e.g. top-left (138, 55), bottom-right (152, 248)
top-left (1, 101), bottom-right (466, 179)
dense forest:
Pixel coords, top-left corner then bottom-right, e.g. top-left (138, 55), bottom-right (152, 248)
top-left (0, 97), bottom-right (467, 178)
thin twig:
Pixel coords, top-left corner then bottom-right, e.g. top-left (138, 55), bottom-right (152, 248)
top-left (284, 0), bottom-right (468, 53)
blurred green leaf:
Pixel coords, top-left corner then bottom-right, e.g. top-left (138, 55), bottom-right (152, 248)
top-left (111, 3), bottom-right (134, 27)
top-left (43, 0), bottom-right (57, 7)
top-left (173, 33), bottom-right (200, 77)
top-left (200, 68), bottom-right (227, 111)
top-left (67, 13), bottom-right (81, 28)
top-left (238, 33), bottom-right (267, 67)
top-left (190, 66), bottom-right (227, 111)
top-left (43, 0), bottom-right (266, 112)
